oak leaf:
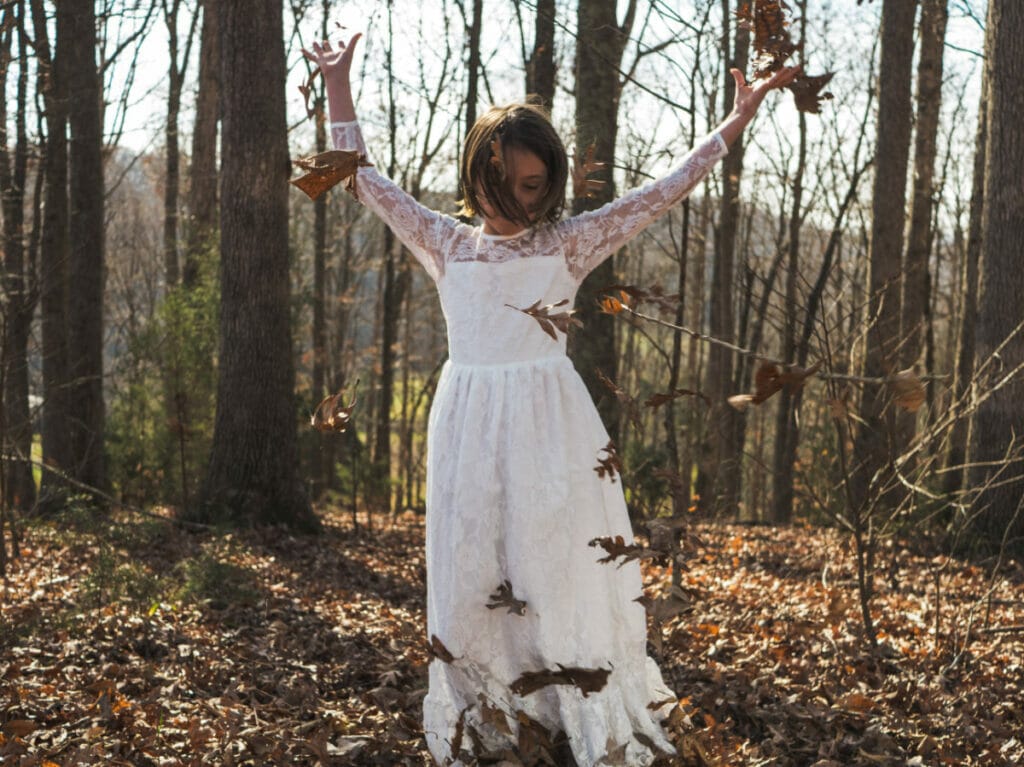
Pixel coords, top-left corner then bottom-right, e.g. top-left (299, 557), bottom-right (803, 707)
top-left (506, 298), bottom-right (582, 341)
top-left (510, 664), bottom-right (611, 697)
top-left (644, 387), bottom-right (710, 409)
top-left (589, 534), bottom-right (651, 567)
top-left (594, 440), bottom-right (623, 482)
top-left (787, 72), bottom-right (836, 114)
top-left (290, 149), bottom-right (372, 201)
top-left (310, 380), bottom-right (359, 434)
top-left (428, 634), bottom-right (457, 664)
top-left (486, 580), bottom-right (527, 616)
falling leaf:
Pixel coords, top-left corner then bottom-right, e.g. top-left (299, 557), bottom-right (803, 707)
top-left (598, 283), bottom-right (679, 314)
top-left (728, 360), bottom-right (822, 410)
top-left (572, 142), bottom-right (608, 200)
top-left (737, 0), bottom-right (798, 79)
top-left (506, 298), bottom-right (582, 341)
top-left (486, 580), bottom-right (527, 616)
top-left (787, 72), bottom-right (836, 114)
top-left (310, 380), bottom-right (359, 434)
top-left (290, 149), bottom-right (372, 201)
top-left (889, 367), bottom-right (926, 412)
top-left (589, 534), bottom-right (651, 567)
top-left (428, 634), bottom-right (457, 664)
top-left (594, 440), bottom-right (623, 482)
top-left (644, 387), bottom-right (711, 409)
top-left (510, 664), bottom-right (611, 697)
top-left (298, 67), bottom-right (322, 119)
top-left (478, 694), bottom-right (513, 736)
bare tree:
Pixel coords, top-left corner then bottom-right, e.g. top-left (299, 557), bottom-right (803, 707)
top-left (199, 0), bottom-right (315, 529)
top-left (968, 0), bottom-right (1024, 551)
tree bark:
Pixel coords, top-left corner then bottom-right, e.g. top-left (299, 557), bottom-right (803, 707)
top-left (526, 0), bottom-right (555, 107)
top-left (64, 0), bottom-right (107, 492)
top-left (31, 0), bottom-right (73, 508)
top-left (897, 0), bottom-right (947, 449)
top-left (850, 0), bottom-right (917, 515)
top-left (570, 0), bottom-right (637, 444)
top-left (945, 60), bottom-right (987, 496)
top-left (199, 0), bottom-right (315, 529)
top-left (700, 0), bottom-right (749, 517)
top-left (184, 0), bottom-right (220, 287)
top-left (968, 0), bottom-right (1024, 552)
top-left (0, 0), bottom-right (36, 511)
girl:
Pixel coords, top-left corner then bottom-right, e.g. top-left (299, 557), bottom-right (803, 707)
top-left (305, 33), bottom-right (798, 766)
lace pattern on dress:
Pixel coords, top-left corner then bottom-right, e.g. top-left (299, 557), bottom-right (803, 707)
top-left (330, 120), bottom-right (451, 281)
top-left (560, 132), bottom-right (728, 283)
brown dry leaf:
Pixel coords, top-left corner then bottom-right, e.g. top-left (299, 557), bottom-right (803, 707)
top-left (428, 634), bottom-right (457, 664)
top-left (572, 142), bottom-right (607, 200)
top-left (310, 380), bottom-right (359, 434)
top-left (510, 664), bottom-right (611, 698)
top-left (589, 534), bottom-right (651, 567)
top-left (599, 295), bottom-right (625, 315)
top-left (486, 580), bottom-right (527, 616)
top-left (729, 360), bottom-right (822, 410)
top-left (594, 440), bottom-right (623, 482)
top-left (290, 149), bottom-right (372, 201)
top-left (298, 68), bottom-right (321, 119)
top-left (889, 367), bottom-right (926, 412)
top-left (478, 694), bottom-right (513, 736)
top-left (2, 719), bottom-right (37, 737)
top-left (599, 283), bottom-right (679, 314)
top-left (737, 0), bottom-right (798, 78)
top-left (644, 387), bottom-right (710, 409)
top-left (787, 72), bottom-right (836, 114)
top-left (506, 298), bottom-right (582, 341)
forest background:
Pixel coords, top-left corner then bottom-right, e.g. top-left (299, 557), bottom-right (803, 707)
top-left (2, 0), bottom-right (1023, 764)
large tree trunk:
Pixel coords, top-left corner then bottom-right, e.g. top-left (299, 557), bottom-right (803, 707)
top-left (525, 0), bottom-right (555, 107)
top-left (700, 0), bottom-right (749, 517)
top-left (64, 0), bottom-right (107, 492)
top-left (850, 0), bottom-right (917, 515)
top-left (183, 0), bottom-right (220, 287)
top-left (0, 0), bottom-right (36, 511)
top-left (570, 0), bottom-right (637, 444)
top-left (968, 0), bottom-right (1024, 552)
top-left (31, 0), bottom-right (73, 508)
top-left (199, 0), bottom-right (315, 529)
top-left (897, 0), bottom-right (947, 450)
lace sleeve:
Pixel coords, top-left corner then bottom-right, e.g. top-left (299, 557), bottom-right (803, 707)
top-left (330, 121), bottom-right (453, 281)
top-left (559, 132), bottom-right (728, 283)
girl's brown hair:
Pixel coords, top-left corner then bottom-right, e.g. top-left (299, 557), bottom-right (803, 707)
top-left (458, 102), bottom-right (568, 226)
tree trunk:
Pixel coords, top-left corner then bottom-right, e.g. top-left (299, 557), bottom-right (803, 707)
top-left (64, 0), bottom-right (107, 492)
top-left (570, 0), bottom-right (637, 444)
top-left (526, 0), bottom-right (555, 107)
top-left (850, 0), bottom-right (917, 515)
top-left (200, 0), bottom-right (315, 530)
top-left (31, 0), bottom-right (73, 508)
top-left (968, 0), bottom-right (1024, 552)
top-left (310, 2), bottom-right (330, 498)
top-left (184, 0), bottom-right (220, 287)
top-left (700, 0), bottom-right (749, 517)
top-left (945, 70), bottom-right (986, 496)
top-left (464, 0), bottom-right (483, 135)
top-left (897, 0), bottom-right (947, 448)
top-left (0, 0), bottom-right (36, 511)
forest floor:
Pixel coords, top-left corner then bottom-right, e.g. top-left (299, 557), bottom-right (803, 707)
top-left (1, 505), bottom-right (1022, 766)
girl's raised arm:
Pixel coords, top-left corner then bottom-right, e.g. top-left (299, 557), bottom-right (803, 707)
top-left (302, 35), bottom-right (458, 282)
top-left (559, 65), bottom-right (800, 283)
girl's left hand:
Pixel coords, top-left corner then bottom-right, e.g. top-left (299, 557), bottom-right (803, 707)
top-left (731, 65), bottom-right (802, 118)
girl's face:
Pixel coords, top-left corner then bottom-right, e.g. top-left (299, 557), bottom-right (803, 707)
top-left (478, 146), bottom-right (549, 236)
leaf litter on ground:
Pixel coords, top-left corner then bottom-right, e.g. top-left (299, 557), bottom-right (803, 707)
top-left (1, 508), bottom-right (1022, 765)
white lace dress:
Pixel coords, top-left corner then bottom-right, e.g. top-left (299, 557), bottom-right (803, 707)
top-left (332, 121), bottom-right (727, 765)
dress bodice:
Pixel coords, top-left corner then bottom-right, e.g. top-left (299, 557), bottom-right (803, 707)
top-left (439, 252), bottom-right (577, 365)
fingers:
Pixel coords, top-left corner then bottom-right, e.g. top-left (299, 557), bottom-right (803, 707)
top-left (730, 67), bottom-right (747, 89)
